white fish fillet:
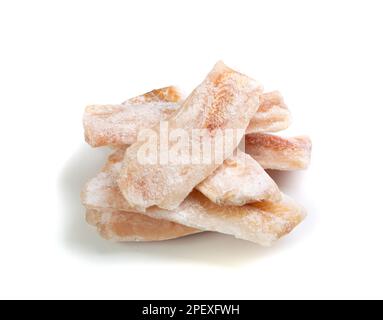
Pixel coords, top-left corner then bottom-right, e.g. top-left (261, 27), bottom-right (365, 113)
top-left (83, 86), bottom-right (285, 206)
top-left (86, 209), bottom-right (200, 241)
top-left (118, 61), bottom-right (263, 211)
top-left (247, 91), bottom-right (291, 133)
top-left (82, 150), bottom-right (306, 246)
top-left (148, 191), bottom-right (306, 246)
top-left (81, 149), bottom-right (136, 213)
top-left (83, 86), bottom-right (182, 147)
top-left (196, 150), bottom-right (281, 206)
top-left (83, 147), bottom-right (280, 211)
top-left (83, 90), bottom-right (290, 148)
top-left (246, 133), bottom-right (312, 170)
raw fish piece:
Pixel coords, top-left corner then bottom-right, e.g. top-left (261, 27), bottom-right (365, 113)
top-left (196, 150), bottom-right (281, 206)
top-left (86, 209), bottom-right (200, 241)
top-left (83, 90), bottom-right (289, 148)
top-left (118, 61), bottom-right (263, 211)
top-left (247, 91), bottom-right (291, 133)
top-left (246, 133), bottom-right (312, 170)
top-left (82, 150), bottom-right (306, 246)
top-left (84, 86), bottom-right (182, 147)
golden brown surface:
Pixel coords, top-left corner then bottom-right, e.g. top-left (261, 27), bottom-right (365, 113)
top-left (127, 86), bottom-right (181, 104)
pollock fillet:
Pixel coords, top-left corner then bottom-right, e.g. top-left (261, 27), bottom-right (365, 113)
top-left (247, 91), bottom-right (291, 133)
top-left (147, 190), bottom-right (306, 246)
top-left (83, 86), bottom-right (182, 147)
top-left (82, 150), bottom-right (306, 246)
top-left (84, 90), bottom-right (290, 148)
top-left (83, 144), bottom-right (281, 210)
top-left (117, 61), bottom-right (263, 211)
top-left (196, 150), bottom-right (281, 206)
top-left (82, 149), bottom-right (137, 213)
top-left (86, 209), bottom-right (200, 241)
top-left (246, 133), bottom-right (312, 170)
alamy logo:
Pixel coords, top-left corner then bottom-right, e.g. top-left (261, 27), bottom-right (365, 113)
top-left (136, 121), bottom-right (245, 165)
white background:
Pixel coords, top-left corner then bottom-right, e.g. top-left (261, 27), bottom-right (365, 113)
top-left (0, 0), bottom-right (382, 300)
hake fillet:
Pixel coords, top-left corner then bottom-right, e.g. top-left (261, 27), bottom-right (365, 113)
top-left (196, 150), bottom-right (281, 206)
top-left (83, 147), bottom-right (280, 211)
top-left (84, 89), bottom-right (290, 148)
top-left (82, 150), bottom-right (306, 246)
top-left (83, 85), bottom-right (287, 206)
top-left (246, 133), bottom-right (312, 170)
top-left (83, 86), bottom-right (182, 147)
top-left (247, 91), bottom-right (291, 133)
top-left (86, 209), bottom-right (200, 241)
top-left (117, 61), bottom-right (263, 211)
top-left (81, 149), bottom-right (137, 213)
top-left (148, 190), bottom-right (306, 246)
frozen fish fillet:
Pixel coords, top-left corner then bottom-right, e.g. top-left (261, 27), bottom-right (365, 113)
top-left (247, 91), bottom-right (291, 133)
top-left (84, 86), bottom-right (182, 147)
top-left (196, 150), bottom-right (281, 206)
top-left (86, 209), bottom-right (200, 241)
top-left (246, 133), bottom-right (312, 170)
top-left (118, 61), bottom-right (263, 211)
top-left (81, 149), bottom-right (137, 213)
top-left (84, 90), bottom-right (289, 148)
top-left (82, 150), bottom-right (306, 246)
top-left (83, 147), bottom-right (279, 214)
top-left (146, 190), bottom-right (306, 246)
